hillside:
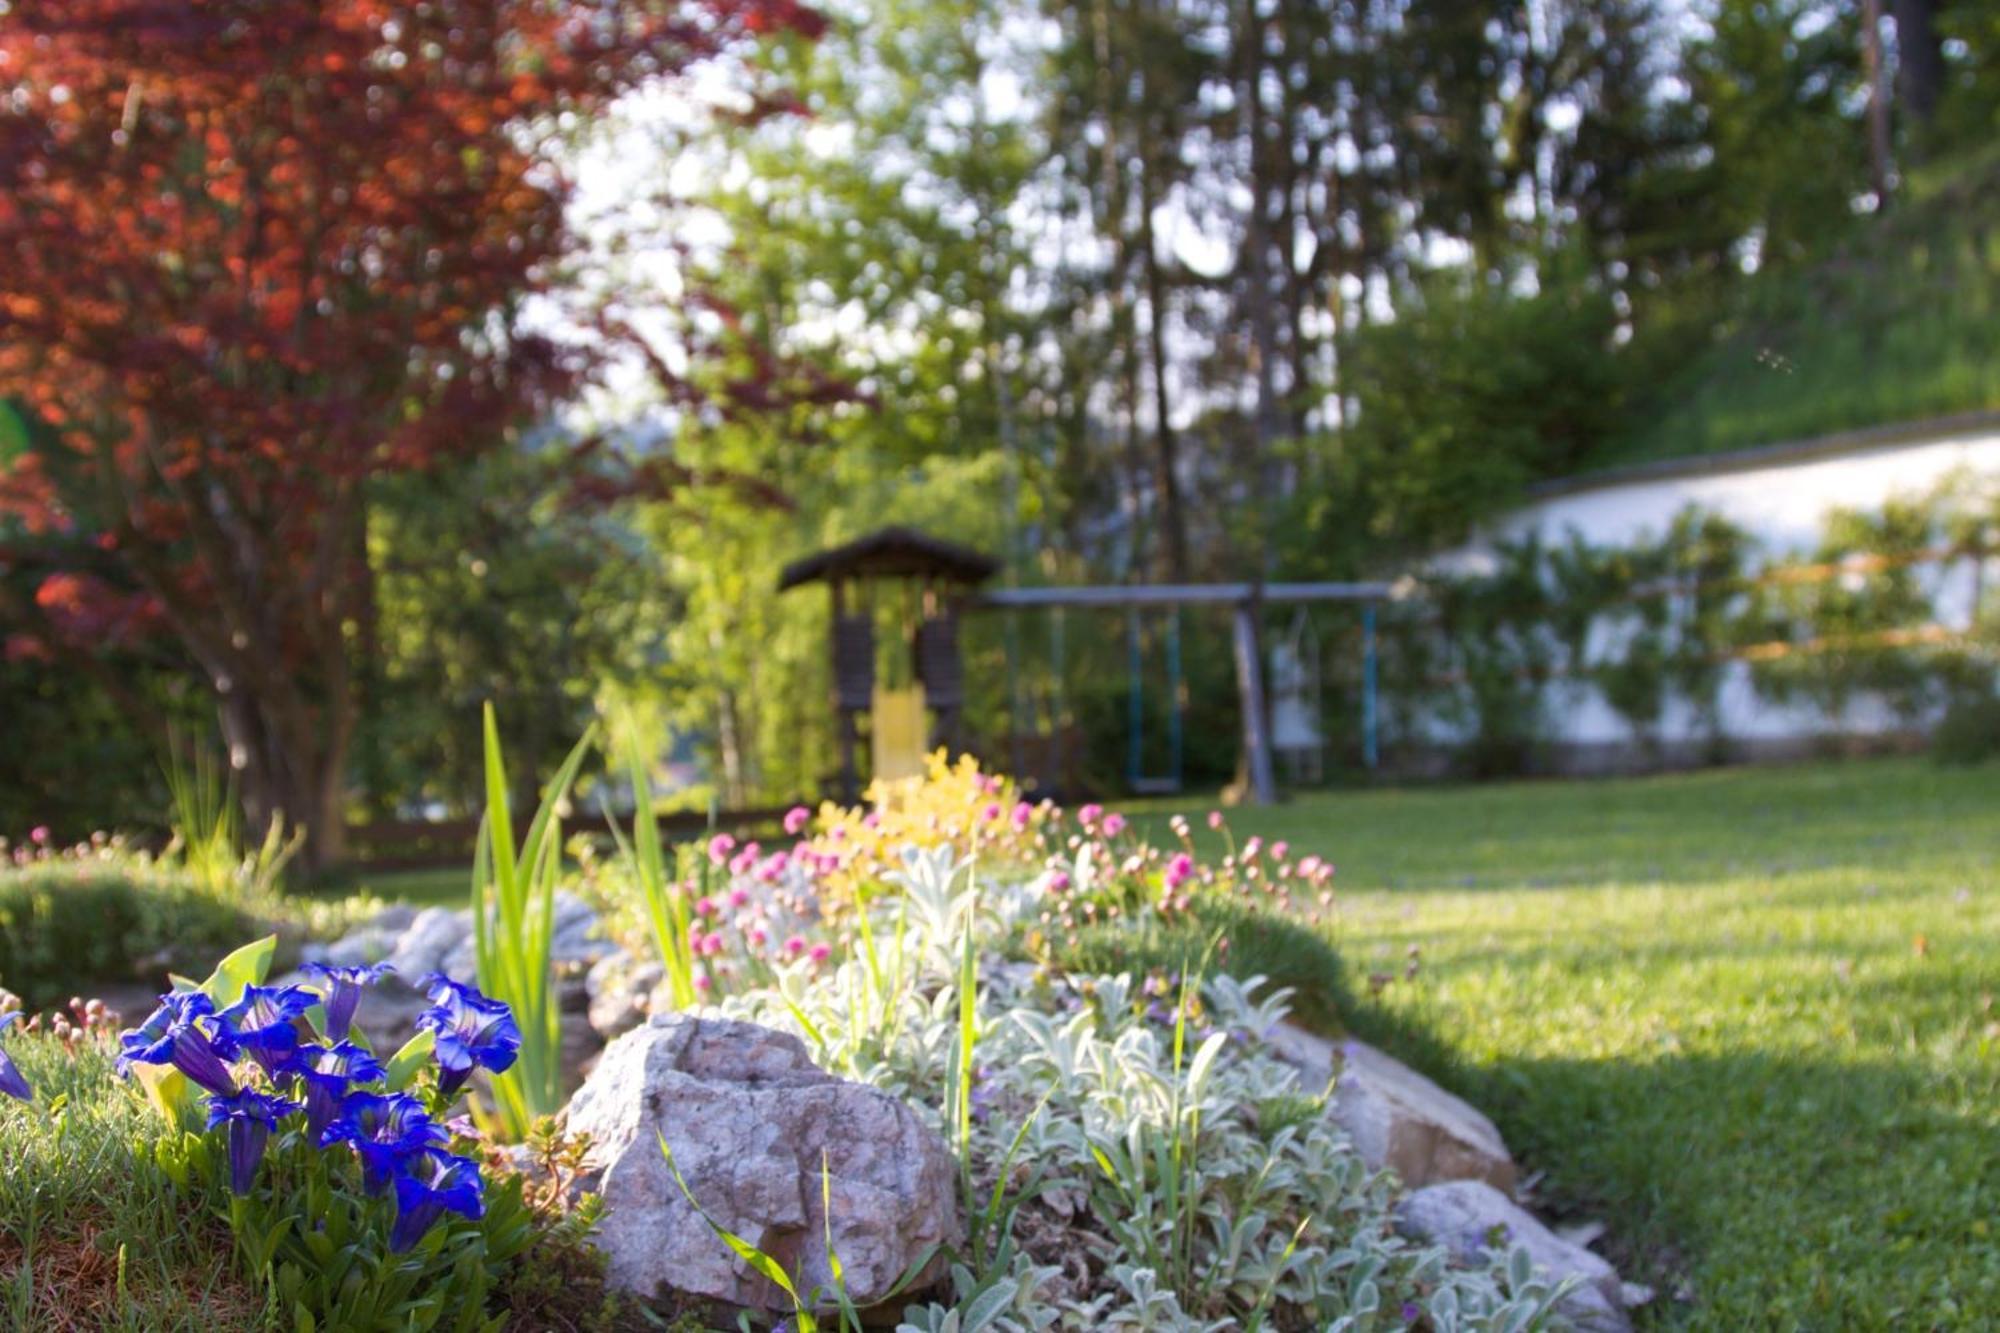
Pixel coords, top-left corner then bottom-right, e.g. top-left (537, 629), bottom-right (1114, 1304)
top-left (1589, 153), bottom-right (2000, 472)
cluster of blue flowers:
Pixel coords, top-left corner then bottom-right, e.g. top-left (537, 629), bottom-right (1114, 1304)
top-left (115, 965), bottom-right (522, 1252)
top-left (0, 1010), bottom-right (29, 1102)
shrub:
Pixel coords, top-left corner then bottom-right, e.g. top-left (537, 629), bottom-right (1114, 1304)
top-left (0, 864), bottom-right (258, 1007)
top-left (1019, 897), bottom-right (1349, 1035)
top-left (1932, 692), bottom-right (2000, 765)
top-left (716, 846), bottom-right (1572, 1329)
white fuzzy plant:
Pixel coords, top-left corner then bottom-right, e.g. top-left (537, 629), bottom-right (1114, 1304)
top-left (719, 849), bottom-right (1577, 1332)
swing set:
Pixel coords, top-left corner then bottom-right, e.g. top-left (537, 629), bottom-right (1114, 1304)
top-left (780, 526), bottom-right (1390, 803)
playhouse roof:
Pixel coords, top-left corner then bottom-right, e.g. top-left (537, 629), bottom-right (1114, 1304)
top-left (777, 525), bottom-right (1000, 592)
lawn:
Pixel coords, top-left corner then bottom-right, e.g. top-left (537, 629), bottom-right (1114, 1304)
top-left (1139, 758), bottom-right (2000, 1327)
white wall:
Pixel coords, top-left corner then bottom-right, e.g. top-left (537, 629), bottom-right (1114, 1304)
top-left (1435, 417), bottom-right (2000, 752)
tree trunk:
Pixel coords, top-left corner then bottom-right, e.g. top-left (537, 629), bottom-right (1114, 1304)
top-left (215, 672), bottom-right (349, 874)
top-left (1241, 0), bottom-right (1286, 527)
top-left (1892, 0), bottom-right (1944, 125)
top-left (1860, 0), bottom-right (1896, 203)
top-left (1136, 173), bottom-right (1191, 583)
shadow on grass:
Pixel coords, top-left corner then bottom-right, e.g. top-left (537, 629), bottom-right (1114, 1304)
top-left (1332, 998), bottom-right (2000, 1327)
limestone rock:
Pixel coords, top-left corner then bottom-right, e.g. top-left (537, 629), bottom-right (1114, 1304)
top-left (386, 907), bottom-right (469, 980)
top-left (1395, 1180), bottom-right (1632, 1333)
top-left (429, 892), bottom-right (613, 982)
top-left (586, 951), bottom-right (666, 1040)
top-left (1264, 1023), bottom-right (1515, 1192)
top-left (565, 1014), bottom-right (959, 1315)
top-left (369, 903), bottom-right (420, 935)
top-left (347, 972), bottom-right (433, 1054)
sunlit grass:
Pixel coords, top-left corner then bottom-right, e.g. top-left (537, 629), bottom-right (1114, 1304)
top-left (0, 1038), bottom-right (259, 1331)
top-left (1136, 757), bottom-right (2000, 1327)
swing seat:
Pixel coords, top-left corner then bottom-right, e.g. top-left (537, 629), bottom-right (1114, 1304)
top-left (870, 684), bottom-right (929, 783)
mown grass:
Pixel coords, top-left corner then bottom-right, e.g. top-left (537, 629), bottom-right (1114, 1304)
top-left (308, 864), bottom-right (465, 909)
top-left (1135, 757), bottom-right (2000, 1328)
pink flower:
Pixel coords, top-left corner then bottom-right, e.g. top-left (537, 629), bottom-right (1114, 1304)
top-left (1206, 810), bottom-right (1223, 830)
top-left (706, 833), bottom-right (736, 865)
top-left (29, 826), bottom-right (49, 845)
top-left (701, 932), bottom-right (725, 956)
top-left (694, 895), bottom-right (717, 917)
top-left (694, 973), bottom-right (713, 992)
top-left (1270, 841), bottom-right (1288, 862)
top-left (982, 802), bottom-right (1003, 823)
top-left (1048, 870), bottom-right (1071, 893)
top-left (1077, 803), bottom-right (1102, 830)
top-left (862, 810), bottom-right (881, 830)
top-left (784, 806), bottom-right (812, 836)
top-left (1165, 852), bottom-right (1194, 889)
top-left (1242, 836), bottom-right (1262, 861)
top-left (784, 935), bottom-right (807, 956)
top-left (728, 887), bottom-right (750, 909)
top-left (1101, 813), bottom-right (1127, 838)
top-left (748, 926), bottom-right (769, 947)
top-left (1012, 801), bottom-right (1033, 831)
top-left (808, 942), bottom-right (832, 964)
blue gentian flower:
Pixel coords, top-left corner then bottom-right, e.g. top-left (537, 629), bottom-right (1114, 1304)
top-left (0, 1011), bottom-right (31, 1102)
top-left (117, 992), bottom-right (240, 1096)
top-left (415, 974), bottom-right (520, 1099)
top-left (300, 961), bottom-right (393, 1043)
top-left (219, 984), bottom-right (317, 1076)
top-left (206, 1088), bottom-right (303, 1195)
top-left (322, 1090), bottom-right (447, 1194)
top-left (389, 1147), bottom-right (485, 1252)
top-left (291, 1040), bottom-right (387, 1139)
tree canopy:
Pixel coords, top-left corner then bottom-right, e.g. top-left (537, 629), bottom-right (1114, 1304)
top-left (0, 0), bottom-right (821, 862)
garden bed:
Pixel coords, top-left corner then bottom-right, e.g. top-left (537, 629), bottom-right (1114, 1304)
top-left (0, 752), bottom-right (1639, 1329)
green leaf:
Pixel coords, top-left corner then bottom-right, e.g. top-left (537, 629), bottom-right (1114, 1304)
top-left (384, 1030), bottom-right (436, 1092)
top-left (1185, 1031), bottom-right (1229, 1103)
top-left (198, 935), bottom-right (277, 1008)
top-left (962, 1277), bottom-right (1019, 1333)
top-left (133, 1061), bottom-right (198, 1128)
top-left (659, 1132), bottom-right (816, 1328)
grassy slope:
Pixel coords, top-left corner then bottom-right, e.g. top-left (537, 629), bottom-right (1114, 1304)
top-left (1590, 155), bottom-right (2000, 471)
top-left (1133, 758), bottom-right (2000, 1328)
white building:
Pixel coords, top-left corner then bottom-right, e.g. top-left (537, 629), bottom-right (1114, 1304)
top-left (1434, 412), bottom-right (2000, 768)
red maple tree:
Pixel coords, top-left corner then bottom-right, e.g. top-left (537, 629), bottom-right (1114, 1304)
top-left (0, 1), bottom-right (822, 868)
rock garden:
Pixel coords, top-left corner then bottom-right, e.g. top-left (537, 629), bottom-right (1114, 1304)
top-left (0, 736), bottom-right (1650, 1332)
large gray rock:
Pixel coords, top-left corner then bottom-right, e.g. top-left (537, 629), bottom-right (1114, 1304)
top-left (1396, 1180), bottom-right (1631, 1332)
top-left (565, 1014), bottom-right (959, 1315)
top-left (1265, 1024), bottom-right (1516, 1192)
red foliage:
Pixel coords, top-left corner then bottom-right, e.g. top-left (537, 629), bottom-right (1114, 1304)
top-left (0, 0), bottom-right (821, 861)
